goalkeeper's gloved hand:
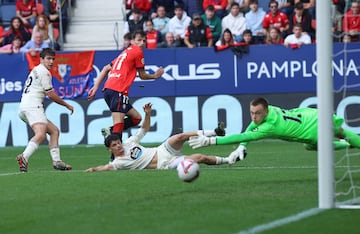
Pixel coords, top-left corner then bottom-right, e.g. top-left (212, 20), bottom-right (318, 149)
top-left (188, 135), bottom-right (216, 149)
top-left (227, 145), bottom-right (247, 164)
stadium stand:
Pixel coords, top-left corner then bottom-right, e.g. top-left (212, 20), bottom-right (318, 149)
top-left (62, 0), bottom-right (126, 51)
top-left (0, 3), bottom-right (16, 28)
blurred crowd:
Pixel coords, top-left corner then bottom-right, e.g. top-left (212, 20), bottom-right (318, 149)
top-left (123, 0), bottom-right (360, 50)
top-left (0, 0), bottom-right (359, 55)
top-left (0, 0), bottom-right (68, 54)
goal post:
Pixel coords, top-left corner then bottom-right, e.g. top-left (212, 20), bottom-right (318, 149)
top-left (316, 0), bottom-right (335, 208)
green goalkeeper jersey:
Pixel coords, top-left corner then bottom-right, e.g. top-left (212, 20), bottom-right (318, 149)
top-left (216, 105), bottom-right (344, 146)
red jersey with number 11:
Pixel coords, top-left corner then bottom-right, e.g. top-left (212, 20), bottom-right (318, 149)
top-left (104, 45), bottom-right (145, 94)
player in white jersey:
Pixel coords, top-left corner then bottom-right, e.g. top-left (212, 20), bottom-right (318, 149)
top-left (85, 103), bottom-right (239, 172)
top-left (17, 48), bottom-right (74, 173)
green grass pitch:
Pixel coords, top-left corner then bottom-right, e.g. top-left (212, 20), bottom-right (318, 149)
top-left (0, 141), bottom-right (359, 234)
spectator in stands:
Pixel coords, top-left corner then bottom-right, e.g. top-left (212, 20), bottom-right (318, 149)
top-left (331, 0), bottom-right (345, 41)
top-left (0, 25), bottom-right (4, 45)
top-left (20, 31), bottom-right (49, 56)
top-left (294, 0), bottom-right (315, 19)
top-left (3, 16), bottom-right (31, 46)
top-left (215, 28), bottom-right (234, 48)
top-left (262, 0), bottom-right (290, 39)
top-left (145, 19), bottom-right (163, 49)
top-left (126, 0), bottom-right (152, 20)
top-left (221, 2), bottom-right (247, 42)
top-left (184, 0), bottom-right (204, 17)
top-left (151, 0), bottom-right (184, 18)
top-left (240, 29), bottom-right (255, 44)
top-left (264, 26), bottom-right (284, 44)
top-left (0, 36), bottom-right (22, 54)
top-left (152, 5), bottom-right (170, 39)
top-left (276, 0), bottom-right (294, 18)
top-left (342, 33), bottom-right (351, 43)
top-left (32, 15), bottom-right (53, 44)
top-left (16, 0), bottom-right (37, 29)
top-left (342, 1), bottom-right (360, 42)
top-left (156, 31), bottom-right (181, 48)
top-left (245, 0), bottom-right (266, 44)
top-left (289, 1), bottom-right (314, 40)
top-left (122, 32), bottom-right (132, 50)
top-left (168, 4), bottom-right (191, 46)
top-left (201, 5), bottom-right (222, 42)
top-left (203, 0), bottom-right (227, 18)
top-left (124, 8), bottom-right (146, 35)
top-left (227, 0), bottom-right (250, 14)
top-left (284, 23), bottom-right (311, 48)
top-left (184, 13), bottom-right (213, 48)
top-left (42, 0), bottom-right (68, 39)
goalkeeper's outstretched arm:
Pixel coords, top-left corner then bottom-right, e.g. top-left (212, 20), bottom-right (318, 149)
top-left (188, 132), bottom-right (254, 149)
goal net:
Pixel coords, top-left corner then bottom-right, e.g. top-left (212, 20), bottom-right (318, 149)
top-left (317, 1), bottom-right (360, 209)
top-left (333, 43), bottom-right (360, 209)
top-left (330, 4), bottom-right (360, 209)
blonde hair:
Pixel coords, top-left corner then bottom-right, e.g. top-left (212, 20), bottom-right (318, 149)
top-left (33, 15), bottom-right (50, 41)
top-left (265, 27), bottom-right (282, 44)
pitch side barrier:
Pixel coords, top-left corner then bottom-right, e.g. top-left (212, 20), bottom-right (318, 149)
top-left (0, 43), bottom-right (359, 146)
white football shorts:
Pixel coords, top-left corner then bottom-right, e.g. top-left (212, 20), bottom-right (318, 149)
top-left (156, 140), bottom-right (182, 169)
top-left (18, 106), bottom-right (48, 126)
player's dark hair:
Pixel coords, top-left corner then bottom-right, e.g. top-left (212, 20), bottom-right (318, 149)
top-left (251, 97), bottom-right (269, 109)
top-left (131, 30), bottom-right (146, 40)
top-left (40, 48), bottom-right (56, 58)
top-left (104, 134), bottom-right (121, 147)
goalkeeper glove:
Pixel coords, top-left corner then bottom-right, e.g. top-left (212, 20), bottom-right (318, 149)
top-left (189, 135), bottom-right (216, 149)
top-left (228, 145), bottom-right (247, 164)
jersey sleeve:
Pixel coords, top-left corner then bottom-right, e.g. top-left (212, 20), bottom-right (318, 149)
top-left (216, 122), bottom-right (275, 145)
top-left (134, 47), bottom-right (145, 69)
top-left (38, 66), bottom-right (53, 92)
top-left (125, 128), bottom-right (146, 145)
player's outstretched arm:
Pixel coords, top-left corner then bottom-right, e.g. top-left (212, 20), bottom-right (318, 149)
top-left (188, 135), bottom-right (216, 149)
top-left (85, 164), bottom-right (115, 172)
top-left (88, 64), bottom-right (111, 101)
top-left (47, 89), bottom-right (74, 114)
top-left (141, 103), bottom-right (152, 133)
top-left (137, 67), bottom-right (164, 80)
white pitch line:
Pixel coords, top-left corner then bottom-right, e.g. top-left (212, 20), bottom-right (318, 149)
top-left (0, 170), bottom-right (84, 176)
top-left (237, 208), bottom-right (324, 234)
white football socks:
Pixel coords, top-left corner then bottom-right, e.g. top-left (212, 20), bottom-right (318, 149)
top-left (215, 156), bottom-right (229, 164)
top-left (50, 147), bottom-right (61, 162)
top-left (22, 141), bottom-right (39, 162)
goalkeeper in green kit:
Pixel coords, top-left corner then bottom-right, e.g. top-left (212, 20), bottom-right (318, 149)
top-left (189, 97), bottom-right (360, 161)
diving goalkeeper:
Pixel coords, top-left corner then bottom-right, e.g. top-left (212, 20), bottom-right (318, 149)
top-left (189, 97), bottom-right (360, 161)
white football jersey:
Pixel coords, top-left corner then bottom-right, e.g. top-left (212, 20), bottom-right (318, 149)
top-left (20, 64), bottom-right (53, 108)
top-left (110, 129), bottom-right (157, 170)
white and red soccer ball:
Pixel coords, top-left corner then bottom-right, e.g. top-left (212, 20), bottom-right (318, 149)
top-left (176, 159), bottom-right (200, 182)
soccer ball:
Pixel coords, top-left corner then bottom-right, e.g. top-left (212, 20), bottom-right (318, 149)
top-left (176, 159), bottom-right (200, 182)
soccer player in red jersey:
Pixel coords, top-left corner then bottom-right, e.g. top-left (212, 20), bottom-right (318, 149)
top-left (88, 30), bottom-right (164, 159)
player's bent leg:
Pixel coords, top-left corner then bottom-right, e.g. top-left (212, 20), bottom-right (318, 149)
top-left (188, 154), bottom-right (230, 165)
top-left (340, 129), bottom-right (360, 149)
top-left (46, 121), bottom-right (60, 147)
top-left (168, 132), bottom-right (198, 151)
top-left (333, 140), bottom-right (350, 150)
top-left (30, 122), bottom-right (48, 144)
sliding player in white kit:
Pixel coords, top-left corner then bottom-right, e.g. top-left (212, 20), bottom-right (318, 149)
top-left (85, 103), bottom-right (237, 172)
top-left (17, 48), bottom-right (74, 173)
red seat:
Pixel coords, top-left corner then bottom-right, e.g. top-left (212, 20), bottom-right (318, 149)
top-left (53, 27), bottom-right (59, 41)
